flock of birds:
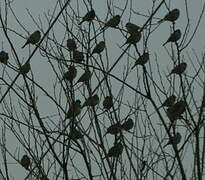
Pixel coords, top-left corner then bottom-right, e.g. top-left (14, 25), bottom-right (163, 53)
top-left (2, 8), bottom-right (187, 174)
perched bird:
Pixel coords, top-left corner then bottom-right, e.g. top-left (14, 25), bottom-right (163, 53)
top-left (22, 30), bottom-right (41, 48)
top-left (126, 22), bottom-right (141, 34)
top-left (168, 62), bottom-right (187, 76)
top-left (122, 118), bottom-right (134, 131)
top-left (158, 9), bottom-right (180, 24)
top-left (77, 70), bottom-right (91, 84)
top-left (67, 39), bottom-right (77, 51)
top-left (166, 100), bottom-right (186, 121)
top-left (69, 127), bottom-right (83, 140)
top-left (161, 95), bottom-right (176, 107)
top-left (61, 65), bottom-right (77, 82)
top-left (19, 62), bottom-right (30, 74)
top-left (91, 41), bottom-right (105, 55)
top-left (121, 31), bottom-right (141, 47)
top-left (105, 123), bottom-right (122, 136)
top-left (20, 155), bottom-right (31, 170)
top-left (131, 52), bottom-right (149, 69)
top-left (104, 15), bottom-right (121, 28)
top-left (103, 96), bottom-right (113, 110)
top-left (163, 29), bottom-right (181, 46)
top-left (79, 9), bottom-right (95, 25)
top-left (66, 100), bottom-right (81, 119)
top-left (0, 51), bottom-right (9, 64)
top-left (73, 50), bottom-right (84, 62)
top-left (82, 94), bottom-right (99, 107)
top-left (107, 142), bottom-right (123, 158)
top-left (164, 132), bottom-right (181, 147)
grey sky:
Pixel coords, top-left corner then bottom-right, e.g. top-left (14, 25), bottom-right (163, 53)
top-left (0, 0), bottom-right (205, 179)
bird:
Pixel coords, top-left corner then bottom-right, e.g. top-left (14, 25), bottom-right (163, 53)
top-left (67, 39), bottom-right (77, 51)
top-left (103, 96), bottom-right (113, 110)
top-left (121, 31), bottom-right (141, 47)
top-left (0, 51), bottom-right (9, 64)
top-left (79, 9), bottom-right (95, 25)
top-left (66, 100), bottom-right (81, 119)
top-left (22, 30), bottom-right (41, 48)
top-left (158, 9), bottom-right (180, 24)
top-left (61, 65), bottom-right (77, 82)
top-left (163, 29), bottom-right (181, 46)
top-left (73, 50), bottom-right (84, 62)
top-left (125, 22), bottom-right (141, 34)
top-left (82, 94), bottom-right (99, 107)
top-left (122, 118), bottom-right (134, 131)
top-left (105, 123), bottom-right (122, 136)
top-left (166, 100), bottom-right (186, 121)
top-left (77, 70), bottom-right (91, 84)
top-left (168, 62), bottom-right (187, 76)
top-left (19, 62), bottom-right (30, 74)
top-left (69, 127), bottom-right (83, 140)
top-left (107, 142), bottom-right (123, 158)
top-left (91, 41), bottom-right (105, 55)
top-left (20, 155), bottom-right (31, 170)
top-left (164, 132), bottom-right (181, 147)
top-left (104, 15), bottom-right (121, 28)
top-left (131, 52), bottom-right (149, 69)
top-left (161, 95), bottom-right (176, 107)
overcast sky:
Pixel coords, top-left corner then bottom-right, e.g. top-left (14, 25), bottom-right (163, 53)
top-left (1, 0), bottom-right (205, 179)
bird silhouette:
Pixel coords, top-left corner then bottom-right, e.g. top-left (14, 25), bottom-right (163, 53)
top-left (73, 50), bottom-right (84, 62)
top-left (103, 96), bottom-right (113, 110)
top-left (164, 132), bottom-right (181, 147)
top-left (67, 39), bottom-right (77, 51)
top-left (79, 9), bottom-right (96, 25)
top-left (104, 15), bottom-right (121, 28)
top-left (69, 127), bottom-right (83, 140)
top-left (20, 155), bottom-right (31, 170)
top-left (167, 62), bottom-right (187, 76)
top-left (166, 100), bottom-right (186, 121)
top-left (66, 100), bottom-right (81, 119)
top-left (107, 142), bottom-right (123, 158)
top-left (131, 52), bottom-right (149, 69)
top-left (104, 123), bottom-right (122, 136)
top-left (82, 94), bottom-right (99, 107)
top-left (163, 29), bottom-right (181, 46)
top-left (92, 41), bottom-right (105, 55)
top-left (161, 95), bottom-right (176, 107)
top-left (158, 9), bottom-right (180, 23)
top-left (22, 30), bottom-right (41, 48)
top-left (121, 31), bottom-right (141, 47)
top-left (125, 22), bottom-right (141, 34)
top-left (61, 65), bottom-right (77, 82)
top-left (19, 62), bottom-right (30, 74)
top-left (77, 70), bottom-right (91, 84)
top-left (0, 51), bottom-right (9, 64)
top-left (122, 118), bottom-right (134, 131)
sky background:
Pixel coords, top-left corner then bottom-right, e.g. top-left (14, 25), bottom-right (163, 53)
top-left (0, 0), bottom-right (205, 179)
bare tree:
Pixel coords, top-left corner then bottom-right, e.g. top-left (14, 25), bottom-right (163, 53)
top-left (0, 0), bottom-right (205, 179)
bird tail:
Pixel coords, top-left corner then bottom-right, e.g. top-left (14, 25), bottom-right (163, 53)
top-left (163, 41), bottom-right (167, 46)
top-left (158, 19), bottom-right (164, 24)
top-left (163, 142), bottom-right (170, 148)
top-left (21, 43), bottom-right (27, 49)
top-left (78, 20), bottom-right (83, 25)
top-left (131, 63), bottom-right (137, 70)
